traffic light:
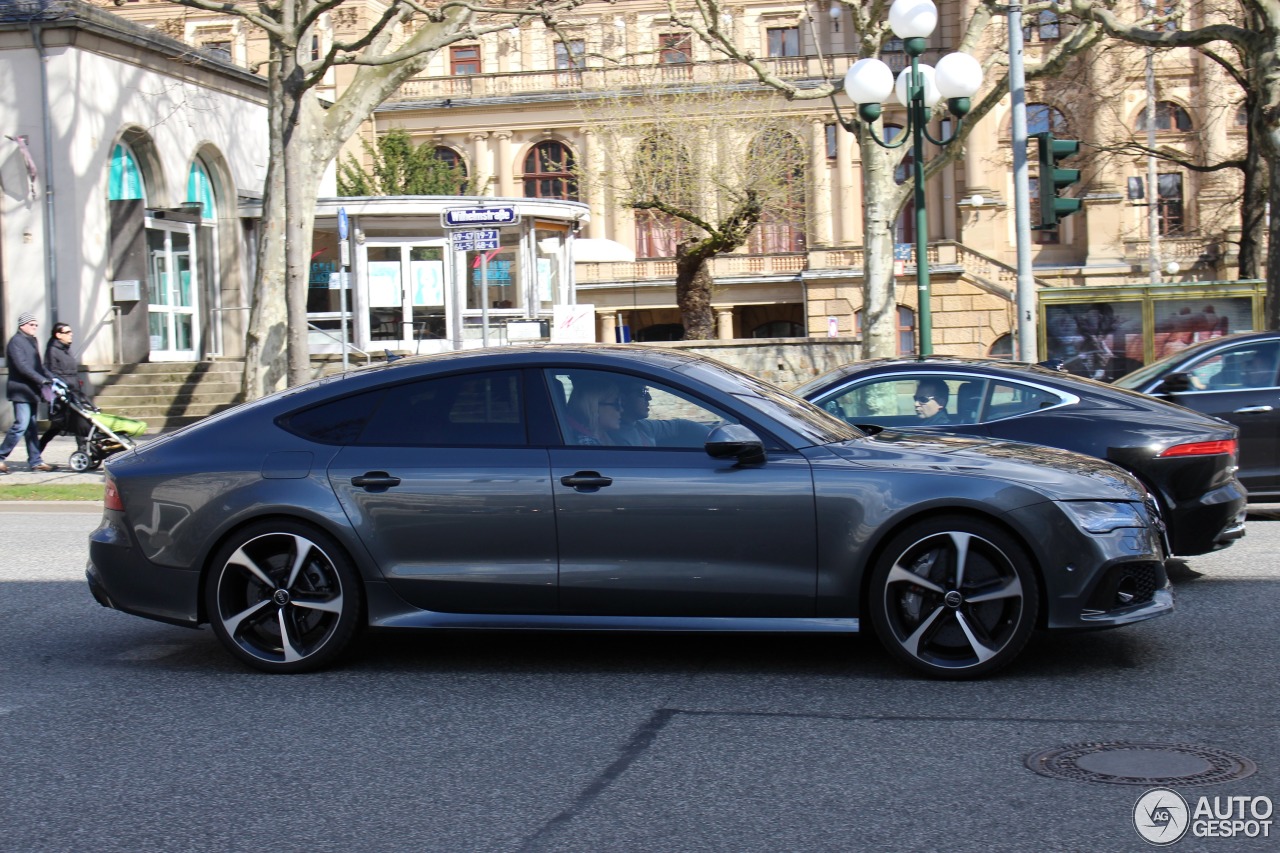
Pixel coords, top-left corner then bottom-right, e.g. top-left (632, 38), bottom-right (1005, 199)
top-left (1034, 132), bottom-right (1082, 229)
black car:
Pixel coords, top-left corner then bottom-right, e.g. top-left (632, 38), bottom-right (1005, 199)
top-left (793, 356), bottom-right (1246, 557)
top-left (88, 345), bottom-right (1172, 679)
top-left (1113, 331), bottom-right (1280, 500)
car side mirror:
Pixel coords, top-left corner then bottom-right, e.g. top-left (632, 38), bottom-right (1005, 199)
top-left (705, 424), bottom-right (766, 465)
top-left (1156, 372), bottom-right (1193, 394)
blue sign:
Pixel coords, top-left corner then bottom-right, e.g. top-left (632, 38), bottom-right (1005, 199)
top-left (337, 207), bottom-right (349, 241)
top-left (893, 243), bottom-right (914, 261)
top-left (450, 229), bottom-right (500, 251)
top-left (442, 207), bottom-right (520, 228)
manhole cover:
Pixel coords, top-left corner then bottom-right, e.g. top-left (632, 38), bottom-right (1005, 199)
top-left (1027, 742), bottom-right (1256, 786)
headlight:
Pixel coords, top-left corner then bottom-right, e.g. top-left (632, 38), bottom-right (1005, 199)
top-left (1059, 500), bottom-right (1146, 534)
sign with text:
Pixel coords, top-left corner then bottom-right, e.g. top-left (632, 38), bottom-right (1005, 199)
top-left (442, 207), bottom-right (520, 228)
top-left (450, 229), bottom-right (500, 252)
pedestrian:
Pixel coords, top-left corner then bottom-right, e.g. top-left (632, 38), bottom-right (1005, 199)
top-left (0, 312), bottom-right (56, 473)
top-left (38, 322), bottom-right (87, 452)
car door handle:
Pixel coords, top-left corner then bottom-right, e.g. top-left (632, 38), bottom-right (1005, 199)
top-left (351, 471), bottom-right (402, 489)
top-left (561, 471), bottom-right (613, 490)
top-left (1232, 405), bottom-right (1274, 414)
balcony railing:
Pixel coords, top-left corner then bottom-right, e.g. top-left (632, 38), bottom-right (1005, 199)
top-left (389, 52), bottom-right (926, 103)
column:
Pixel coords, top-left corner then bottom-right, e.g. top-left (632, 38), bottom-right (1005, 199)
top-left (716, 308), bottom-right (734, 340)
top-left (581, 128), bottom-right (606, 239)
top-left (494, 131), bottom-right (514, 197)
top-left (811, 118), bottom-right (833, 246)
top-left (598, 311), bottom-right (616, 343)
top-left (836, 121), bottom-right (859, 244)
top-left (471, 132), bottom-right (492, 196)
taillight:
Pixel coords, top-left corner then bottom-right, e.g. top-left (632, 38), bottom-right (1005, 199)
top-left (1158, 439), bottom-right (1237, 458)
top-left (103, 476), bottom-right (124, 511)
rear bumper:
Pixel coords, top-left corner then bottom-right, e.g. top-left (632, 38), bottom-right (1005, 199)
top-left (86, 513), bottom-right (202, 628)
top-left (1164, 479), bottom-right (1247, 556)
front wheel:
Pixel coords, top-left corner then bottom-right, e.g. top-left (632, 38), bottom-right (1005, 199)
top-left (68, 450), bottom-right (92, 473)
top-left (205, 521), bottom-right (363, 673)
top-left (868, 516), bottom-right (1039, 679)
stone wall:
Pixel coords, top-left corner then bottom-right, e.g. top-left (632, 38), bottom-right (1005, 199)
top-left (644, 337), bottom-right (864, 390)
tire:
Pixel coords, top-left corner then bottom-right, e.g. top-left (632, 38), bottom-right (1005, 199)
top-left (68, 450), bottom-right (92, 473)
top-left (205, 521), bottom-right (363, 673)
top-left (867, 516), bottom-right (1039, 679)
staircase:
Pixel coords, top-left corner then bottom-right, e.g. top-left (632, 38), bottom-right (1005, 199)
top-left (89, 359), bottom-right (246, 434)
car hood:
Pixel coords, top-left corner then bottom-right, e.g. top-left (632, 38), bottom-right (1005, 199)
top-left (824, 429), bottom-right (1146, 502)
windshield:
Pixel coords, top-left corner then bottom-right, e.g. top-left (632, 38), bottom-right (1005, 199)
top-left (1113, 350), bottom-right (1189, 389)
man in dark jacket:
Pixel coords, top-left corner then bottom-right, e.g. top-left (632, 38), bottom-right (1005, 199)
top-left (39, 322), bottom-right (87, 452)
top-left (1, 312), bottom-right (55, 473)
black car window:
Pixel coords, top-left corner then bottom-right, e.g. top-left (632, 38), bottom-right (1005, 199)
top-left (1187, 342), bottom-right (1280, 391)
top-left (283, 388), bottom-right (386, 444)
top-left (816, 376), bottom-right (982, 427)
top-left (986, 381), bottom-right (1061, 420)
top-left (357, 370), bottom-right (527, 447)
top-left (545, 368), bottom-right (736, 448)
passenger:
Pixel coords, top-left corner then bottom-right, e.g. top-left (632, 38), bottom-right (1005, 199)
top-left (913, 379), bottom-right (952, 426)
top-left (562, 374), bottom-right (622, 445)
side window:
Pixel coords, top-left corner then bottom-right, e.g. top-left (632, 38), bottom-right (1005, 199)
top-left (818, 377), bottom-right (982, 426)
top-left (357, 371), bottom-right (526, 446)
top-left (987, 382), bottom-right (1061, 419)
top-left (282, 388), bottom-right (386, 444)
top-left (1190, 342), bottom-right (1280, 390)
top-left (545, 369), bottom-right (733, 448)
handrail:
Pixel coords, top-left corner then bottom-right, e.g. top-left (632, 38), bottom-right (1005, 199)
top-left (307, 322), bottom-right (371, 367)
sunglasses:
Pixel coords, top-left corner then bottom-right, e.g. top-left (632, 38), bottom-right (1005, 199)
top-left (56, 329), bottom-right (72, 335)
top-left (600, 399), bottom-right (623, 409)
top-left (913, 395), bottom-right (937, 404)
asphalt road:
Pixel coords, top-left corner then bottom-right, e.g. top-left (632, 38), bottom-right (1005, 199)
top-left (1, 505), bottom-right (1278, 852)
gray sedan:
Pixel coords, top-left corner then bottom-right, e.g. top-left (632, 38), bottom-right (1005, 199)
top-left (87, 345), bottom-right (1172, 679)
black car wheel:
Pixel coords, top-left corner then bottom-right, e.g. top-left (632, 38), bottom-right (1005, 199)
top-left (868, 516), bottom-right (1039, 679)
top-left (205, 522), bottom-right (362, 673)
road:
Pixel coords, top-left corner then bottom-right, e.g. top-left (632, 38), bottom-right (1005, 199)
top-left (1, 504), bottom-right (1278, 852)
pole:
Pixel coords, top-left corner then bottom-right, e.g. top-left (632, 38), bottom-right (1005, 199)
top-left (1008, 2), bottom-right (1037, 361)
top-left (480, 251), bottom-right (490, 347)
top-left (339, 251), bottom-right (350, 372)
top-left (910, 53), bottom-right (932, 356)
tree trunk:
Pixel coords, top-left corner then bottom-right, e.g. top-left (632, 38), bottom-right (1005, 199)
top-left (860, 140), bottom-right (903, 359)
top-left (675, 252), bottom-right (715, 340)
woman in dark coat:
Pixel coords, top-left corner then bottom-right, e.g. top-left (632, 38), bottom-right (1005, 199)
top-left (38, 322), bottom-right (87, 452)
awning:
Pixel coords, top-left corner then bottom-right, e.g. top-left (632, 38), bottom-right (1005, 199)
top-left (571, 238), bottom-right (636, 263)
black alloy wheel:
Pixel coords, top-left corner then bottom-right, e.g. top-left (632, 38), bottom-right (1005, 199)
top-left (205, 521), bottom-right (362, 673)
top-left (868, 516), bottom-right (1039, 679)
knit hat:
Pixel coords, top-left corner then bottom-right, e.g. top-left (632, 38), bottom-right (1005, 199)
top-left (17, 312), bottom-right (36, 327)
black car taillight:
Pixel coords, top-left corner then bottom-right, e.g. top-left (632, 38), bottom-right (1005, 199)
top-left (1158, 439), bottom-right (1237, 458)
top-left (104, 476), bottom-right (124, 511)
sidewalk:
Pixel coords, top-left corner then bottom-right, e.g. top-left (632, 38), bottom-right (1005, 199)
top-left (0, 434), bottom-right (117, 486)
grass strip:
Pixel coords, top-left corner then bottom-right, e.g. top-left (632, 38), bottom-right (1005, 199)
top-left (0, 483), bottom-right (105, 501)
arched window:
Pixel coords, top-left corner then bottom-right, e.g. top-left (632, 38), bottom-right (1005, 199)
top-left (433, 146), bottom-right (469, 193)
top-left (109, 141), bottom-right (146, 201)
top-left (186, 158), bottom-right (217, 221)
top-left (523, 140), bottom-right (577, 200)
top-left (1136, 101), bottom-right (1193, 132)
top-left (1234, 104), bottom-right (1249, 128)
top-left (633, 133), bottom-right (690, 258)
top-left (855, 306), bottom-right (917, 356)
top-left (987, 334), bottom-right (1014, 359)
top-left (747, 131), bottom-right (806, 254)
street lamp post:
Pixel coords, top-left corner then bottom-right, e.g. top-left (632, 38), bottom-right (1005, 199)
top-left (829, 0), bottom-right (983, 355)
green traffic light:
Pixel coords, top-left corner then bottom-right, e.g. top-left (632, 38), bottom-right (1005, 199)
top-left (1033, 132), bottom-right (1083, 229)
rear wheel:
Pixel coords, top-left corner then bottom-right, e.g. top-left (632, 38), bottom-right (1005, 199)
top-left (68, 450), bottom-right (92, 473)
top-left (205, 521), bottom-right (363, 673)
top-left (868, 516), bottom-right (1039, 679)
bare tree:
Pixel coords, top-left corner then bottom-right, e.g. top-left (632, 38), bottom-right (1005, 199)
top-left (671, 0), bottom-right (1104, 357)
top-left (154, 0), bottom-right (589, 397)
top-left (1064, 0), bottom-right (1279, 325)
top-left (578, 69), bottom-right (810, 338)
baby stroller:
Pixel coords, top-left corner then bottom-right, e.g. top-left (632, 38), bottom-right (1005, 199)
top-left (48, 378), bottom-right (148, 472)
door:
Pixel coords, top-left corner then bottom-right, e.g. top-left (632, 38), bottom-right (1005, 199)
top-left (1159, 340), bottom-right (1280, 494)
top-left (544, 368), bottom-right (818, 617)
top-left (327, 369), bottom-right (558, 613)
top-left (145, 220), bottom-right (199, 361)
top-left (365, 242), bottom-right (448, 349)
